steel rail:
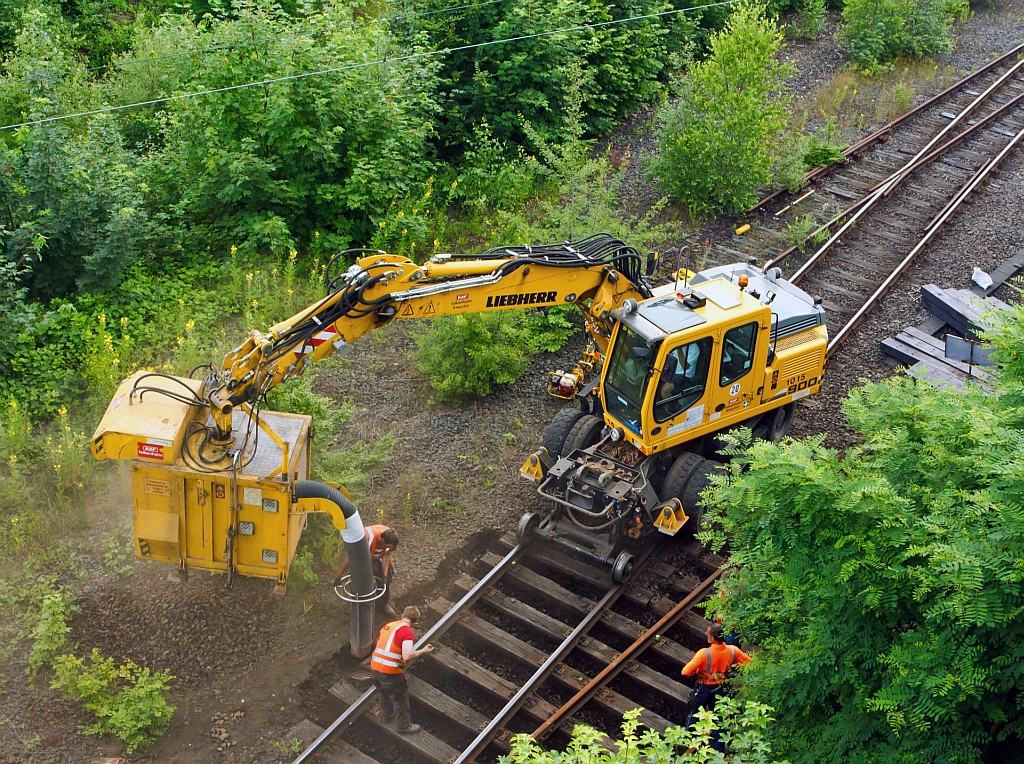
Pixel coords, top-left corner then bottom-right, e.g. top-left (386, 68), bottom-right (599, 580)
top-left (827, 121), bottom-right (1024, 355)
top-left (765, 84), bottom-right (1024, 279)
top-left (746, 40), bottom-right (1024, 213)
top-left (290, 538), bottom-right (532, 764)
top-left (531, 567), bottom-right (725, 742)
top-left (786, 56), bottom-right (1024, 284)
top-left (451, 544), bottom-right (661, 764)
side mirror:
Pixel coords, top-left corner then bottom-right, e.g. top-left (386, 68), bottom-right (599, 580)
top-left (645, 251), bottom-right (660, 277)
top-left (662, 354), bottom-right (678, 379)
top-left (631, 346), bottom-right (653, 360)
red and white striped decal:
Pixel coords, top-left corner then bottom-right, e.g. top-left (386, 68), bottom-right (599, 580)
top-left (294, 325), bottom-right (338, 358)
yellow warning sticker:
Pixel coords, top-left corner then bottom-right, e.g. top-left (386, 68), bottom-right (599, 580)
top-left (424, 301), bottom-right (436, 315)
top-left (400, 303), bottom-right (414, 317)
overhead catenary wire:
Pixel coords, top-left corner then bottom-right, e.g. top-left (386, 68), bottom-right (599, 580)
top-left (0, 0), bottom-right (743, 132)
top-left (6, 0), bottom-right (510, 85)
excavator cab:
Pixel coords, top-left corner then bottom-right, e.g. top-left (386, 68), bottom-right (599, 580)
top-left (523, 260), bottom-right (827, 581)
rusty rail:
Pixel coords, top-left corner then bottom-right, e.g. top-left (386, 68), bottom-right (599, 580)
top-left (764, 84), bottom-right (1024, 277)
top-left (780, 56), bottom-right (1024, 282)
top-left (451, 543), bottom-right (661, 764)
top-left (746, 40), bottom-right (1024, 214)
top-left (827, 120), bottom-right (1024, 355)
top-left (291, 538), bottom-right (531, 764)
top-left (531, 567), bottom-right (725, 741)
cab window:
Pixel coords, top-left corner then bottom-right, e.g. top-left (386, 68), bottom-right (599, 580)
top-left (720, 322), bottom-right (757, 387)
top-left (654, 337), bottom-right (713, 423)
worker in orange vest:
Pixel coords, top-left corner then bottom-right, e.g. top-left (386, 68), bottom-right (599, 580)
top-left (336, 525), bottom-right (399, 617)
top-left (369, 606), bottom-right (434, 734)
top-left (682, 623), bottom-right (752, 750)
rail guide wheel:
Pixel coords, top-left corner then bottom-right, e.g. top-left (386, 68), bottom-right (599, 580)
top-left (517, 512), bottom-right (540, 543)
top-left (612, 551), bottom-right (634, 584)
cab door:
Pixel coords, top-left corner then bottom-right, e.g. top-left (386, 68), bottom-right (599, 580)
top-left (648, 331), bottom-right (719, 439)
top-left (709, 320), bottom-right (761, 423)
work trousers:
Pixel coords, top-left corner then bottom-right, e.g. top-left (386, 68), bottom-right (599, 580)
top-left (372, 670), bottom-right (412, 731)
top-left (686, 682), bottom-right (725, 752)
top-left (373, 559), bottom-right (393, 615)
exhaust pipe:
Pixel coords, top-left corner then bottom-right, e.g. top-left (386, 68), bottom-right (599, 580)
top-left (293, 480), bottom-right (375, 658)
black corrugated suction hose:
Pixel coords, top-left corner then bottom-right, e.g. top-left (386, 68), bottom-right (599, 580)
top-left (293, 480), bottom-right (375, 658)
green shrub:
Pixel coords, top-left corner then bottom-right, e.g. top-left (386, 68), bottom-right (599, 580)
top-left (52, 648), bottom-right (175, 753)
top-left (502, 700), bottom-right (786, 763)
top-left (648, 2), bottom-right (795, 220)
top-left (413, 312), bottom-right (531, 403)
top-left (450, 121), bottom-right (537, 214)
top-left (790, 0), bottom-right (826, 39)
top-left (26, 588), bottom-right (78, 677)
top-left (840, 0), bottom-right (970, 74)
top-left (699, 300), bottom-right (1024, 763)
top-left (783, 213), bottom-right (819, 251)
top-left (287, 549), bottom-right (319, 591)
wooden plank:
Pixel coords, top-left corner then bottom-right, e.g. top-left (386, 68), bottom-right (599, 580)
top-left (880, 339), bottom-right (968, 384)
top-left (326, 741), bottom-right (384, 764)
top-left (898, 327), bottom-right (991, 379)
top-left (982, 249), bottom-right (1024, 295)
top-left (829, 250), bottom-right (893, 278)
top-left (429, 597), bottom-right (674, 733)
top-left (426, 644), bottom-right (559, 725)
top-left (406, 675), bottom-right (512, 754)
top-left (479, 553), bottom-right (696, 670)
top-left (822, 185), bottom-right (862, 201)
top-left (329, 681), bottom-right (460, 764)
top-left (287, 720), bottom-right (381, 764)
top-left (820, 298), bottom-right (855, 317)
top-left (915, 315), bottom-right (946, 335)
top-left (452, 574), bottom-right (693, 708)
top-left (802, 276), bottom-right (867, 302)
top-left (921, 284), bottom-right (983, 337)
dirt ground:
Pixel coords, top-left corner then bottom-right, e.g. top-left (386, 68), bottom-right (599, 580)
top-left (4, 5), bottom-right (1024, 763)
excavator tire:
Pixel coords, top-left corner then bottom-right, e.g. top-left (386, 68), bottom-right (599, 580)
top-left (660, 451), bottom-right (704, 503)
top-left (766, 403), bottom-right (796, 442)
top-left (562, 414), bottom-right (605, 455)
top-left (661, 453), bottom-right (724, 534)
top-left (543, 408), bottom-right (586, 459)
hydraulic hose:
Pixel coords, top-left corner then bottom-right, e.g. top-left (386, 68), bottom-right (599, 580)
top-left (293, 480), bottom-right (376, 658)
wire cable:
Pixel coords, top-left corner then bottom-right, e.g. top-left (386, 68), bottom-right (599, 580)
top-left (0, 0), bottom-right (743, 131)
top-left (5, 0), bottom-right (509, 85)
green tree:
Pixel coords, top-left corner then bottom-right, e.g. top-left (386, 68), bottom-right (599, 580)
top-left (134, 0), bottom-right (440, 259)
top-left (700, 302), bottom-right (1024, 763)
top-left (647, 2), bottom-right (794, 220)
top-left (840, 0), bottom-right (971, 74)
top-left (397, 0), bottom-right (695, 152)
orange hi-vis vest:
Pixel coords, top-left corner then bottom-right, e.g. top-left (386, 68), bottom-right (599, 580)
top-left (366, 525), bottom-right (397, 559)
top-left (370, 620), bottom-right (407, 674)
top-left (697, 644), bottom-right (739, 686)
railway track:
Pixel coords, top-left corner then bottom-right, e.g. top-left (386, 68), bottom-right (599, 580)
top-left (703, 41), bottom-right (1024, 356)
top-left (289, 44), bottom-right (1024, 764)
top-left (293, 527), bottom-right (725, 764)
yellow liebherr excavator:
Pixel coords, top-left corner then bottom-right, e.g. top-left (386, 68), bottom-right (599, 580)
top-left (91, 233), bottom-right (826, 593)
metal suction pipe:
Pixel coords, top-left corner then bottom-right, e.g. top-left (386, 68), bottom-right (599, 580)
top-left (292, 480), bottom-right (375, 658)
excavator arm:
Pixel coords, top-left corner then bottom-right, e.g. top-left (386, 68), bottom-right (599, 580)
top-left (204, 235), bottom-right (653, 440)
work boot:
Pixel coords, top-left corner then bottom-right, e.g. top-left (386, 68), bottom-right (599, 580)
top-left (396, 724), bottom-right (422, 735)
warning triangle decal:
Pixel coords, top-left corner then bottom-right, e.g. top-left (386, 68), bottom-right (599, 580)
top-left (424, 301), bottom-right (436, 315)
top-left (400, 303), bottom-right (414, 317)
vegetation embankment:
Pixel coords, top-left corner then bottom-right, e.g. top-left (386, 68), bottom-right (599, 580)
top-left (0, 0), bottom-right (1006, 758)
